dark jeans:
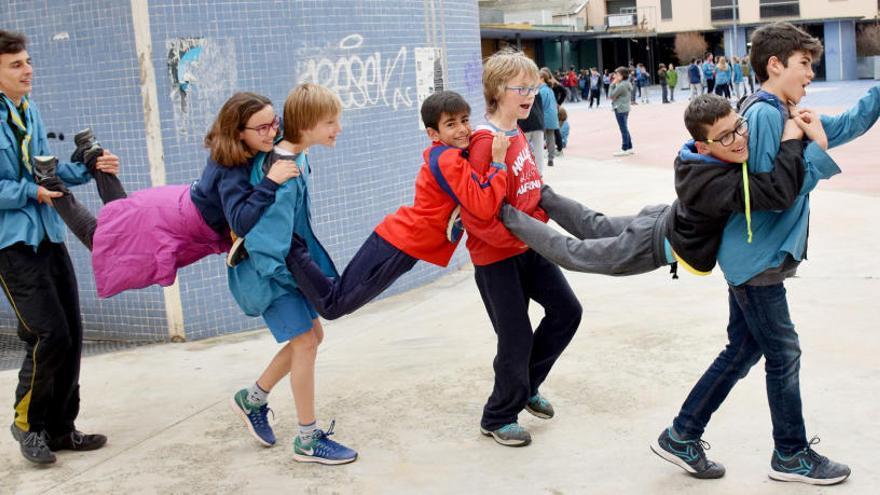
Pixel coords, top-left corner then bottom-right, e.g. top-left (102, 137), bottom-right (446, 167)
top-left (285, 231), bottom-right (417, 320)
top-left (715, 83), bottom-right (730, 99)
top-left (0, 241), bottom-right (82, 436)
top-left (672, 283), bottom-right (808, 455)
top-left (589, 89), bottom-right (600, 107)
top-left (705, 78), bottom-right (715, 94)
top-left (475, 250), bottom-right (582, 430)
top-left (614, 111), bottom-right (632, 151)
top-left (661, 84), bottom-right (669, 103)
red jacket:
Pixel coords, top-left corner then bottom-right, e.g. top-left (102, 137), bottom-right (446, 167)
top-left (375, 142), bottom-right (508, 267)
top-left (462, 127), bottom-right (547, 266)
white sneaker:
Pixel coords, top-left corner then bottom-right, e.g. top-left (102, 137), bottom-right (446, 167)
top-left (626, 149), bottom-right (636, 155)
top-left (612, 150), bottom-right (628, 157)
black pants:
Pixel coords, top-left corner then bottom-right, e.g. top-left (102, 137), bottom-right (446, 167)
top-left (475, 250), bottom-right (582, 430)
top-left (286, 231), bottom-right (417, 320)
top-left (0, 241), bottom-right (82, 435)
top-left (715, 82), bottom-right (731, 99)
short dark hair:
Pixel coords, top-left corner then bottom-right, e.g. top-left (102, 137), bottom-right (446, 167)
top-left (0, 30), bottom-right (27, 56)
top-left (615, 66), bottom-right (630, 79)
top-left (684, 94), bottom-right (734, 141)
top-left (421, 91), bottom-right (471, 130)
top-left (750, 22), bottom-right (823, 83)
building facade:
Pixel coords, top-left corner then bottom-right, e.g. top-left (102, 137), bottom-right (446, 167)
top-left (482, 0), bottom-right (878, 80)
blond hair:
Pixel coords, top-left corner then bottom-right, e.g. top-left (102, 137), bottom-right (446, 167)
top-left (282, 83), bottom-right (343, 144)
top-left (482, 48), bottom-right (539, 115)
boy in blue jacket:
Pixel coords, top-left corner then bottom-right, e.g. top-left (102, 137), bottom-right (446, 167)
top-left (652, 22), bottom-right (880, 486)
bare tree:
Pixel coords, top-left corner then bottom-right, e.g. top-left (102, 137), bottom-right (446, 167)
top-left (857, 23), bottom-right (880, 57)
top-left (674, 32), bottom-right (708, 65)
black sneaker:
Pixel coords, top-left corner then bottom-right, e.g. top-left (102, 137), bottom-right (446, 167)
top-left (650, 427), bottom-right (725, 479)
top-left (70, 128), bottom-right (95, 164)
top-left (10, 424), bottom-right (56, 464)
top-left (226, 236), bottom-right (249, 267)
top-left (47, 430), bottom-right (108, 452)
top-left (769, 437), bottom-right (850, 485)
top-left (32, 156), bottom-right (70, 195)
top-left (32, 155), bottom-right (58, 183)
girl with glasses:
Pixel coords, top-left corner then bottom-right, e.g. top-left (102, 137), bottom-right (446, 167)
top-left (36, 91), bottom-right (300, 298)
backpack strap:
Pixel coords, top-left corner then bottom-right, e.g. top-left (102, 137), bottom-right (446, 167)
top-left (428, 145), bottom-right (462, 205)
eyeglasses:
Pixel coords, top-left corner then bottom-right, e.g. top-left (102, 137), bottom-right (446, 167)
top-left (704, 118), bottom-right (748, 147)
top-left (244, 114), bottom-right (280, 136)
top-left (505, 86), bottom-right (539, 96)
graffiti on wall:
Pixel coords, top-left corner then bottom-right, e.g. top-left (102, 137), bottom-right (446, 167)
top-left (166, 37), bottom-right (238, 138)
top-left (297, 34), bottom-right (416, 111)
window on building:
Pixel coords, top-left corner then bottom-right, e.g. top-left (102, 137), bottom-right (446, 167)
top-left (661, 0), bottom-right (672, 20)
top-left (710, 0), bottom-right (739, 22)
top-left (759, 0), bottom-right (800, 18)
top-left (606, 0), bottom-right (636, 15)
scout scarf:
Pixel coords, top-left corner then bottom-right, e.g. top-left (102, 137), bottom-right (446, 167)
top-left (2, 93), bottom-right (34, 176)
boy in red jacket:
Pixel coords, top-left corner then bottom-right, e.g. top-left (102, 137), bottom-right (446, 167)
top-left (465, 49), bottom-right (582, 447)
top-left (284, 91), bottom-right (510, 319)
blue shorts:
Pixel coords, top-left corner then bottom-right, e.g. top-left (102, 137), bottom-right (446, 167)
top-left (262, 290), bottom-right (318, 343)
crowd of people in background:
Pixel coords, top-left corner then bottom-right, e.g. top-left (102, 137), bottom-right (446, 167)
top-left (519, 50), bottom-right (759, 167)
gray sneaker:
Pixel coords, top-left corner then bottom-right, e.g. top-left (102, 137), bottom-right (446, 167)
top-left (524, 393), bottom-right (554, 419)
top-left (10, 424), bottom-right (56, 464)
top-left (650, 427), bottom-right (725, 479)
top-left (769, 437), bottom-right (850, 485)
top-left (480, 422), bottom-right (531, 447)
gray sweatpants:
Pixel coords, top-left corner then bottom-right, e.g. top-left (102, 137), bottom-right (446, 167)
top-left (501, 185), bottom-right (671, 276)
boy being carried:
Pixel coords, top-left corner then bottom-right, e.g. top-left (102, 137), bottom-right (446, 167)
top-left (279, 90), bottom-right (511, 320)
top-left (501, 93), bottom-right (812, 280)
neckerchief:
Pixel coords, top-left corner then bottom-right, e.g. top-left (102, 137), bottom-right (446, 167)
top-left (2, 93), bottom-right (34, 176)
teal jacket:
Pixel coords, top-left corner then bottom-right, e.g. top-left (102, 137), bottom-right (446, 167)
top-left (227, 150), bottom-right (337, 319)
top-left (1, 95), bottom-right (93, 250)
top-left (717, 86), bottom-right (880, 285)
top-left (538, 84), bottom-right (559, 130)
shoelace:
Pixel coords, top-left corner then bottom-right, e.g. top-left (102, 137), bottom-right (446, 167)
top-left (802, 436), bottom-right (827, 464)
top-left (250, 405), bottom-right (274, 428)
top-left (498, 423), bottom-right (525, 435)
top-left (310, 420), bottom-right (351, 456)
top-left (530, 395), bottom-right (550, 409)
top-left (23, 431), bottom-right (49, 449)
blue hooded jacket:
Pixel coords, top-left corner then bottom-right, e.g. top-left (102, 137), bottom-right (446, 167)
top-left (1, 95), bottom-right (92, 250)
top-left (227, 150), bottom-right (338, 324)
top-left (717, 86), bottom-right (880, 285)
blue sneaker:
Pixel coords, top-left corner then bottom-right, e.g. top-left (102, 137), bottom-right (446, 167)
top-left (525, 393), bottom-right (554, 419)
top-left (230, 389), bottom-right (275, 447)
top-left (651, 427), bottom-right (725, 479)
top-left (769, 437), bottom-right (850, 485)
top-left (292, 420), bottom-right (358, 465)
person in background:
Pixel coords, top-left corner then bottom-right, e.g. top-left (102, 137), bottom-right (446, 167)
top-left (666, 62), bottom-right (677, 102)
top-left (658, 63), bottom-right (669, 104)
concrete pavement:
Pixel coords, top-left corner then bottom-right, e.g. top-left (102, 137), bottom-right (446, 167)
top-left (2, 87), bottom-right (880, 494)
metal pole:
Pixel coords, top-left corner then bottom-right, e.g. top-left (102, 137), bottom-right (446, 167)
top-left (732, 0), bottom-right (738, 57)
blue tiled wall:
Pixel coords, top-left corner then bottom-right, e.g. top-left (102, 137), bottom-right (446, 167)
top-left (0, 0), bottom-right (483, 341)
